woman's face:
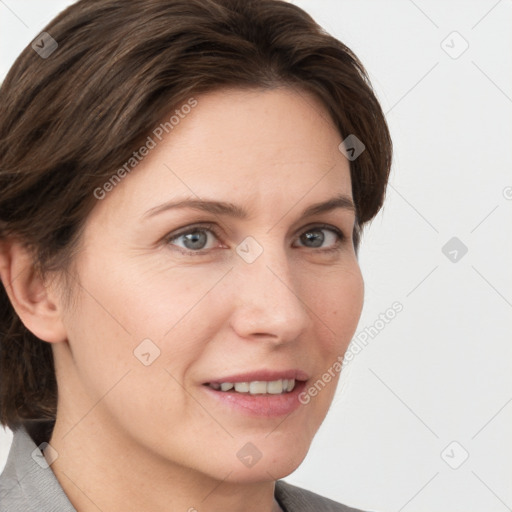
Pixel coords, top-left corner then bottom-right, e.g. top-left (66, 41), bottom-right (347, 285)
top-left (53, 86), bottom-right (364, 482)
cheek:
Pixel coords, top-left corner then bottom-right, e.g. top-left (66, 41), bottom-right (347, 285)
top-left (311, 263), bottom-right (364, 351)
top-left (293, 263), bottom-right (363, 415)
top-left (62, 257), bottom-right (228, 394)
top-left (59, 267), bottom-right (203, 447)
top-left (73, 251), bottom-right (214, 341)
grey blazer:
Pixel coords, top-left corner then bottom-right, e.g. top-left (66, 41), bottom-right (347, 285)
top-left (0, 426), bottom-right (367, 511)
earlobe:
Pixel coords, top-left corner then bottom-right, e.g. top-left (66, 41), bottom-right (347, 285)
top-left (0, 238), bottom-right (67, 344)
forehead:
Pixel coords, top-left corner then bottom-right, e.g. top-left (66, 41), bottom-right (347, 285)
top-left (91, 86), bottom-right (352, 221)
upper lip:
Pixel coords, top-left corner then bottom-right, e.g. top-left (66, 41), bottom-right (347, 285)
top-left (204, 369), bottom-right (309, 385)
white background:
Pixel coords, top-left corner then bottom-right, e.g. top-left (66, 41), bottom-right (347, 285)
top-left (1, 1), bottom-right (511, 511)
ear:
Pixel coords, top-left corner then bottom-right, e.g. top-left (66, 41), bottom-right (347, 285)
top-left (0, 238), bottom-right (67, 344)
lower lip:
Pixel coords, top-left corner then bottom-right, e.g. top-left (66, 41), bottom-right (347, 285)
top-left (202, 381), bottom-right (307, 417)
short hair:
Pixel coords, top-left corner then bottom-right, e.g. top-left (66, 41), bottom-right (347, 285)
top-left (0, 0), bottom-right (392, 432)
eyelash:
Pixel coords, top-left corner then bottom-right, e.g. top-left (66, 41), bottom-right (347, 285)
top-left (163, 222), bottom-right (347, 255)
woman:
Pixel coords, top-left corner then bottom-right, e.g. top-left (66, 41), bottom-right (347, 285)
top-left (0, 0), bottom-right (391, 510)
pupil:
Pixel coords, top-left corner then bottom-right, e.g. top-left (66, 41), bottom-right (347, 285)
top-left (303, 230), bottom-right (323, 248)
top-left (184, 231), bottom-right (206, 250)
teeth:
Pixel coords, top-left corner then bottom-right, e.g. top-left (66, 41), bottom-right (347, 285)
top-left (249, 381), bottom-right (267, 394)
top-left (266, 380), bottom-right (283, 394)
top-left (209, 379), bottom-right (296, 394)
top-left (233, 382), bottom-right (249, 393)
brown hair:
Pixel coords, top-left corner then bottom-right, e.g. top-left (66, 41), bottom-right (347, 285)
top-left (0, 0), bottom-right (392, 434)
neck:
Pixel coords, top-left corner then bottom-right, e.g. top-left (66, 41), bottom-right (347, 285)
top-left (48, 417), bottom-right (279, 512)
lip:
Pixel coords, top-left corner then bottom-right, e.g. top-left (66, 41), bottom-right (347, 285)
top-left (204, 369), bottom-right (310, 385)
top-left (201, 368), bottom-right (309, 418)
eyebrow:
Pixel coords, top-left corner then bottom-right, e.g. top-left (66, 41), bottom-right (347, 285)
top-left (143, 193), bottom-right (356, 220)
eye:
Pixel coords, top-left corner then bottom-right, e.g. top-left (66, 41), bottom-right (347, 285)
top-left (164, 223), bottom-right (347, 255)
top-left (164, 223), bottom-right (221, 254)
top-left (293, 224), bottom-right (346, 252)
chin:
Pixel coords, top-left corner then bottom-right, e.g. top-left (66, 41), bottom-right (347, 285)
top-left (223, 457), bottom-right (307, 484)
top-left (219, 436), bottom-right (311, 484)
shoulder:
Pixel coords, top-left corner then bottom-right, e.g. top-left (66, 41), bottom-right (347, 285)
top-left (274, 480), bottom-right (369, 512)
top-left (0, 426), bottom-right (76, 512)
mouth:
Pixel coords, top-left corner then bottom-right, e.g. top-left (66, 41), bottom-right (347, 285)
top-left (201, 370), bottom-right (309, 417)
top-left (205, 378), bottom-right (297, 395)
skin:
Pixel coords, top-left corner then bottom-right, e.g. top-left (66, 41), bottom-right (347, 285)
top-left (0, 86), bottom-right (364, 512)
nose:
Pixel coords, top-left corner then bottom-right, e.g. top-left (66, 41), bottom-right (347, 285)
top-left (228, 245), bottom-right (310, 344)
